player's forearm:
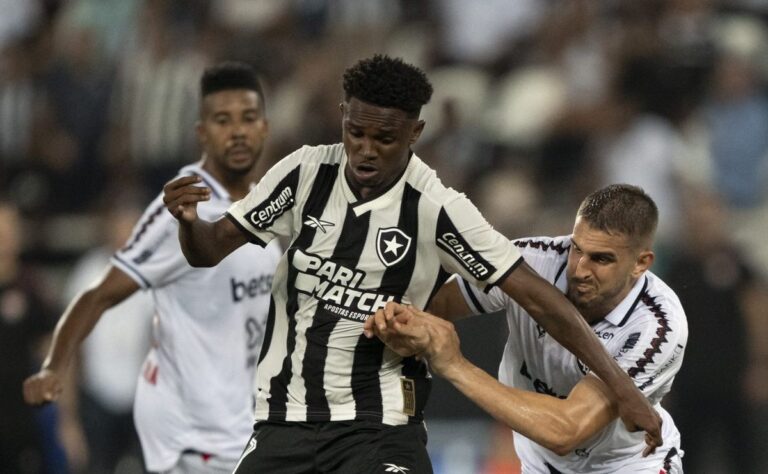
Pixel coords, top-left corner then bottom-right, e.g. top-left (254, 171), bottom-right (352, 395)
top-left (528, 291), bottom-right (633, 399)
top-left (43, 289), bottom-right (110, 373)
top-left (178, 218), bottom-right (226, 267)
top-left (441, 357), bottom-right (579, 455)
top-left (504, 268), bottom-right (634, 400)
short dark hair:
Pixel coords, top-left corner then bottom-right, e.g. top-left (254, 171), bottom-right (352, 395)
top-left (577, 184), bottom-right (658, 246)
top-left (200, 61), bottom-right (265, 111)
top-left (342, 54), bottom-right (433, 117)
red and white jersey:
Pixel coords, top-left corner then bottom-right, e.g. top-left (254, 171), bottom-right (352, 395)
top-left (458, 235), bottom-right (688, 473)
top-left (112, 163), bottom-right (281, 471)
top-left (227, 143), bottom-right (522, 426)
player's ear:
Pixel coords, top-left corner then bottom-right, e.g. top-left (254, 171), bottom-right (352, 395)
top-left (632, 250), bottom-right (654, 278)
top-left (409, 120), bottom-right (425, 145)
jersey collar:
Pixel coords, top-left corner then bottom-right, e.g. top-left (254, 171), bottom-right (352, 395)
top-left (180, 162), bottom-right (230, 202)
top-left (554, 260), bottom-right (649, 327)
top-left (340, 151), bottom-right (418, 217)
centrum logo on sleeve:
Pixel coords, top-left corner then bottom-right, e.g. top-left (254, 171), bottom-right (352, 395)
top-left (436, 232), bottom-right (494, 280)
top-left (249, 186), bottom-right (294, 229)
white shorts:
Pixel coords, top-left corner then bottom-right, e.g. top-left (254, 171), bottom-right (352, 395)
top-left (158, 451), bottom-right (237, 474)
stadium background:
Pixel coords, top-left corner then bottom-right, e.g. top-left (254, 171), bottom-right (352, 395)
top-left (2, 0), bottom-right (768, 473)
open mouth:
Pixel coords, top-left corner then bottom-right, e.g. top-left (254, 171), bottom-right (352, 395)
top-left (353, 163), bottom-right (379, 181)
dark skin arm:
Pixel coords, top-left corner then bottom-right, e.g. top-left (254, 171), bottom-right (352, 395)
top-left (370, 304), bottom-right (620, 456)
top-left (162, 175), bottom-right (248, 267)
top-left (496, 262), bottom-right (661, 452)
top-left (23, 267), bottom-right (139, 404)
top-left (373, 262), bottom-right (663, 453)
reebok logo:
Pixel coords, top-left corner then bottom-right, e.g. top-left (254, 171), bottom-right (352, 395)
top-left (249, 186), bottom-right (294, 229)
top-left (304, 215), bottom-right (335, 233)
top-left (383, 464), bottom-right (410, 473)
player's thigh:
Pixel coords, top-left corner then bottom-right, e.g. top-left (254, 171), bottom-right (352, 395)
top-left (232, 422), bottom-right (316, 474)
top-left (334, 422), bottom-right (433, 474)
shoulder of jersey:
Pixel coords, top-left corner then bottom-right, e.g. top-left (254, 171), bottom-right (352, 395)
top-left (639, 272), bottom-right (688, 327)
top-left (405, 155), bottom-right (463, 206)
top-left (512, 235), bottom-right (571, 257)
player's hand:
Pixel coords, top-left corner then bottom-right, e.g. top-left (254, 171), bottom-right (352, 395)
top-left (162, 175), bottom-right (211, 222)
top-left (365, 303), bottom-right (465, 378)
top-left (616, 388), bottom-right (663, 456)
top-left (365, 302), bottom-right (428, 357)
top-left (23, 368), bottom-right (64, 405)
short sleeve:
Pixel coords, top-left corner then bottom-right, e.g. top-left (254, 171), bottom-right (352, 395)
top-left (435, 195), bottom-right (522, 288)
top-left (612, 315), bottom-right (687, 403)
top-left (456, 276), bottom-right (508, 314)
top-left (226, 150), bottom-right (303, 245)
top-left (111, 198), bottom-right (191, 289)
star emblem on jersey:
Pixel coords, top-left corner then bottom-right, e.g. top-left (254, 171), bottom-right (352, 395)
top-left (376, 228), bottom-right (412, 267)
top-left (304, 215), bottom-right (335, 233)
top-left (383, 464), bottom-right (410, 473)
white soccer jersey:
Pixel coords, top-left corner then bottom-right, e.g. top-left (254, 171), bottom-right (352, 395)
top-left (112, 163), bottom-right (282, 472)
top-left (227, 143), bottom-right (522, 426)
top-left (458, 235), bottom-right (688, 474)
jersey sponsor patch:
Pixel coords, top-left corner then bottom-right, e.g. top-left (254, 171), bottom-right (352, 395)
top-left (292, 249), bottom-right (395, 321)
top-left (376, 227), bottom-right (412, 267)
top-left (401, 377), bottom-right (416, 416)
top-left (248, 186), bottom-right (295, 229)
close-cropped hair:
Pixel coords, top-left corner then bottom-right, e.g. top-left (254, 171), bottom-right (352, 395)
top-left (200, 61), bottom-right (265, 111)
top-left (342, 54), bottom-right (433, 117)
top-left (577, 184), bottom-right (658, 246)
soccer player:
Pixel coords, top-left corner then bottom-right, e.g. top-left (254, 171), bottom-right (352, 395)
top-left (368, 184), bottom-right (687, 473)
top-left (162, 55), bottom-right (662, 473)
top-left (23, 62), bottom-right (282, 474)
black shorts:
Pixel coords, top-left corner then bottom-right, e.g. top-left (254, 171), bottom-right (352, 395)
top-left (233, 420), bottom-right (433, 474)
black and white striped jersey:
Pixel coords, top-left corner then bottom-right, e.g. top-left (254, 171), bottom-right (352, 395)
top-left (227, 143), bottom-right (522, 425)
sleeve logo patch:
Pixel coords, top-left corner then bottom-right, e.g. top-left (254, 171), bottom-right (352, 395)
top-left (437, 232), bottom-right (492, 279)
top-left (248, 186), bottom-right (294, 229)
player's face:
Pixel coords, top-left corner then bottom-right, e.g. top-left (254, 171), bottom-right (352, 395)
top-left (197, 89), bottom-right (268, 176)
top-left (565, 217), bottom-right (653, 323)
top-left (341, 97), bottom-right (424, 200)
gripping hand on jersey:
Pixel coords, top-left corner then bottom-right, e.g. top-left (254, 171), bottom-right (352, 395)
top-left (163, 175), bottom-right (211, 222)
top-left (365, 302), bottom-right (465, 377)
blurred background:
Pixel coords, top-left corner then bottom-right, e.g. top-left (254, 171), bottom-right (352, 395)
top-left (2, 0), bottom-right (768, 473)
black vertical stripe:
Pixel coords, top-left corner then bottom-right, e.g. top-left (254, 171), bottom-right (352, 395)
top-left (353, 184), bottom-right (422, 422)
top-left (401, 355), bottom-right (431, 424)
top-left (303, 205), bottom-right (370, 421)
top-left (378, 184), bottom-right (421, 295)
top-left (267, 164), bottom-right (338, 419)
top-left (257, 297), bottom-right (276, 364)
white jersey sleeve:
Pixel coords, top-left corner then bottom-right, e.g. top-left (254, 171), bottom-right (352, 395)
top-left (455, 276), bottom-right (508, 315)
top-left (112, 197), bottom-right (191, 289)
top-left (435, 194), bottom-right (522, 289)
top-left (226, 148), bottom-right (305, 245)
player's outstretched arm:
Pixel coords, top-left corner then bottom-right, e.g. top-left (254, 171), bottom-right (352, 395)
top-left (23, 267), bottom-right (139, 405)
top-left (162, 175), bottom-right (248, 267)
top-left (371, 304), bottom-right (624, 456)
top-left (497, 262), bottom-right (663, 453)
